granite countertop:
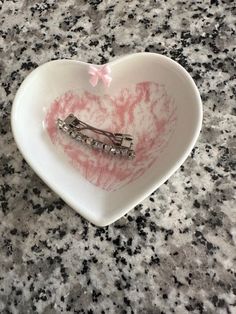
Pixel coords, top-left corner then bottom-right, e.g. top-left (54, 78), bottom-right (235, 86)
top-left (0, 0), bottom-right (235, 313)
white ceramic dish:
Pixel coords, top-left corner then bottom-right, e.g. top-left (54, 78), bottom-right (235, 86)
top-left (11, 53), bottom-right (202, 226)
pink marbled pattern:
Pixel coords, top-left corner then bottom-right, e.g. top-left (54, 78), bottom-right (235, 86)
top-left (45, 82), bottom-right (177, 191)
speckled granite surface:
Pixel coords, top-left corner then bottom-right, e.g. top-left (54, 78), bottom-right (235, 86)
top-left (0, 0), bottom-right (236, 313)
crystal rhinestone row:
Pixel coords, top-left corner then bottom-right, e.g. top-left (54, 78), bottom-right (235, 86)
top-left (57, 118), bottom-right (135, 159)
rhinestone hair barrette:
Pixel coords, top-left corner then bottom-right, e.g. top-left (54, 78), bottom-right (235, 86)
top-left (57, 114), bottom-right (135, 159)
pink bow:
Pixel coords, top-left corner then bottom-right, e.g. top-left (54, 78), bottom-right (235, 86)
top-left (88, 64), bottom-right (112, 88)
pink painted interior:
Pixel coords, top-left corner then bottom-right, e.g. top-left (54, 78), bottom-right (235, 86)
top-left (45, 82), bottom-right (177, 191)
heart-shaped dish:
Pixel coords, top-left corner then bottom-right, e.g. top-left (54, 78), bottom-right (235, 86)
top-left (11, 53), bottom-right (202, 226)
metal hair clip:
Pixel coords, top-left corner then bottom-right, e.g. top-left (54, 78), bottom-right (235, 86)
top-left (57, 114), bottom-right (135, 159)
